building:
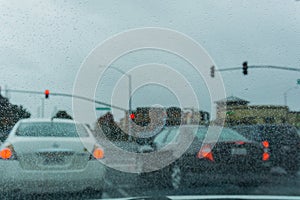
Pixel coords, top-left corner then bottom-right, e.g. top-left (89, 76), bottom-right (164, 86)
top-left (182, 108), bottom-right (210, 125)
top-left (288, 112), bottom-right (300, 128)
top-left (215, 96), bottom-right (299, 127)
top-left (118, 107), bottom-right (211, 131)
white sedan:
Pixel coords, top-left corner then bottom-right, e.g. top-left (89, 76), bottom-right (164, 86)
top-left (0, 118), bottom-right (106, 195)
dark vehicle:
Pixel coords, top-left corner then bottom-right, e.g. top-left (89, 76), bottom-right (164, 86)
top-left (233, 124), bottom-right (300, 175)
top-left (139, 125), bottom-right (270, 188)
top-left (0, 127), bottom-right (12, 142)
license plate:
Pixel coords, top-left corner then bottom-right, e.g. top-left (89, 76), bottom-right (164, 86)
top-left (43, 157), bottom-right (65, 165)
top-left (282, 145), bottom-right (290, 151)
top-left (231, 148), bottom-right (247, 155)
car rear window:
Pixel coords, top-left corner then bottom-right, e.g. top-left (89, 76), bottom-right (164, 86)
top-left (16, 122), bottom-right (90, 137)
top-left (234, 126), bottom-right (262, 141)
top-left (196, 127), bottom-right (248, 142)
top-left (234, 125), bottom-right (300, 145)
top-left (260, 126), bottom-right (300, 144)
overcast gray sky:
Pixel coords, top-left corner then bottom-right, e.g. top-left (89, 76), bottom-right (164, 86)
top-left (0, 0), bottom-right (300, 124)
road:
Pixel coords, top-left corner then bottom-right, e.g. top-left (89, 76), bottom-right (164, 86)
top-left (2, 137), bottom-right (300, 200)
top-left (2, 167), bottom-right (299, 199)
top-left (102, 168), bottom-right (300, 199)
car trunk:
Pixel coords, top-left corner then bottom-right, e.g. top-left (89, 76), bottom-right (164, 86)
top-left (11, 137), bottom-right (94, 171)
top-left (182, 140), bottom-right (262, 173)
top-left (213, 142), bottom-right (261, 167)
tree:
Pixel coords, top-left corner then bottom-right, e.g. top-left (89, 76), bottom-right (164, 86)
top-left (95, 112), bottom-right (128, 141)
top-left (166, 107), bottom-right (182, 126)
top-left (53, 110), bottom-right (73, 119)
top-left (0, 95), bottom-right (31, 140)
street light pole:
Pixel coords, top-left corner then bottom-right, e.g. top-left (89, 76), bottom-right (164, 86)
top-left (284, 92), bottom-right (287, 106)
top-left (283, 86), bottom-right (299, 106)
top-left (282, 80), bottom-right (299, 123)
top-left (99, 65), bottom-right (133, 141)
top-left (108, 66), bottom-right (132, 112)
top-left (128, 75), bottom-right (132, 114)
top-left (128, 75), bottom-right (133, 142)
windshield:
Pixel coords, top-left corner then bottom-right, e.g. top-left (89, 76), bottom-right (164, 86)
top-left (1, 0), bottom-right (300, 199)
top-left (154, 126), bottom-right (249, 149)
top-left (15, 122), bottom-right (89, 137)
top-left (234, 125), bottom-right (300, 144)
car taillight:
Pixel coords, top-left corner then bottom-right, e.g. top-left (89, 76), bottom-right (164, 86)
top-left (93, 148), bottom-right (104, 159)
top-left (235, 141), bottom-right (246, 145)
top-left (261, 140), bottom-right (270, 161)
top-left (262, 152), bottom-right (270, 161)
top-left (90, 144), bottom-right (104, 160)
top-left (197, 144), bottom-right (214, 162)
top-left (0, 148), bottom-right (12, 159)
top-left (262, 140), bottom-right (269, 148)
top-left (0, 144), bottom-right (17, 160)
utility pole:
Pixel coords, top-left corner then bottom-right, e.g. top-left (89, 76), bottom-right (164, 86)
top-left (4, 85), bottom-right (8, 97)
top-left (37, 106), bottom-right (41, 118)
top-left (41, 98), bottom-right (45, 118)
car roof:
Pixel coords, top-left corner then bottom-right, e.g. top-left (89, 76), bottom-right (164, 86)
top-left (164, 125), bottom-right (210, 129)
top-left (18, 118), bottom-right (76, 124)
top-left (233, 124), bottom-right (300, 141)
top-left (234, 124), bottom-right (295, 129)
top-left (234, 124), bottom-right (298, 134)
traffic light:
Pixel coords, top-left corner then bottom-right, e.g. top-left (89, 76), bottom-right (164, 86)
top-left (130, 113), bottom-right (135, 120)
top-left (242, 61), bottom-right (248, 75)
top-left (210, 66), bottom-right (215, 78)
top-left (200, 112), bottom-right (205, 121)
top-left (45, 89), bottom-right (50, 99)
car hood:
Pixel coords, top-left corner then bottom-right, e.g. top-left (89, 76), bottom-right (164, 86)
top-left (99, 195), bottom-right (300, 200)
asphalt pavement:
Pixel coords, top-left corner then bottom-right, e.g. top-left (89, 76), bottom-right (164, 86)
top-left (102, 168), bottom-right (300, 199)
top-left (0, 167), bottom-right (299, 199)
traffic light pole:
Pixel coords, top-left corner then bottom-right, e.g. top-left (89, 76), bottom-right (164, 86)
top-left (4, 89), bottom-right (127, 111)
top-left (214, 65), bottom-right (300, 73)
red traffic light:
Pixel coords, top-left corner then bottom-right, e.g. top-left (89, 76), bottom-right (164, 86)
top-left (45, 89), bottom-right (50, 99)
top-left (130, 113), bottom-right (135, 120)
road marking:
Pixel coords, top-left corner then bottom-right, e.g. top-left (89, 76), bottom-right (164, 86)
top-left (105, 179), bottom-right (129, 197)
top-left (117, 188), bottom-right (130, 197)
